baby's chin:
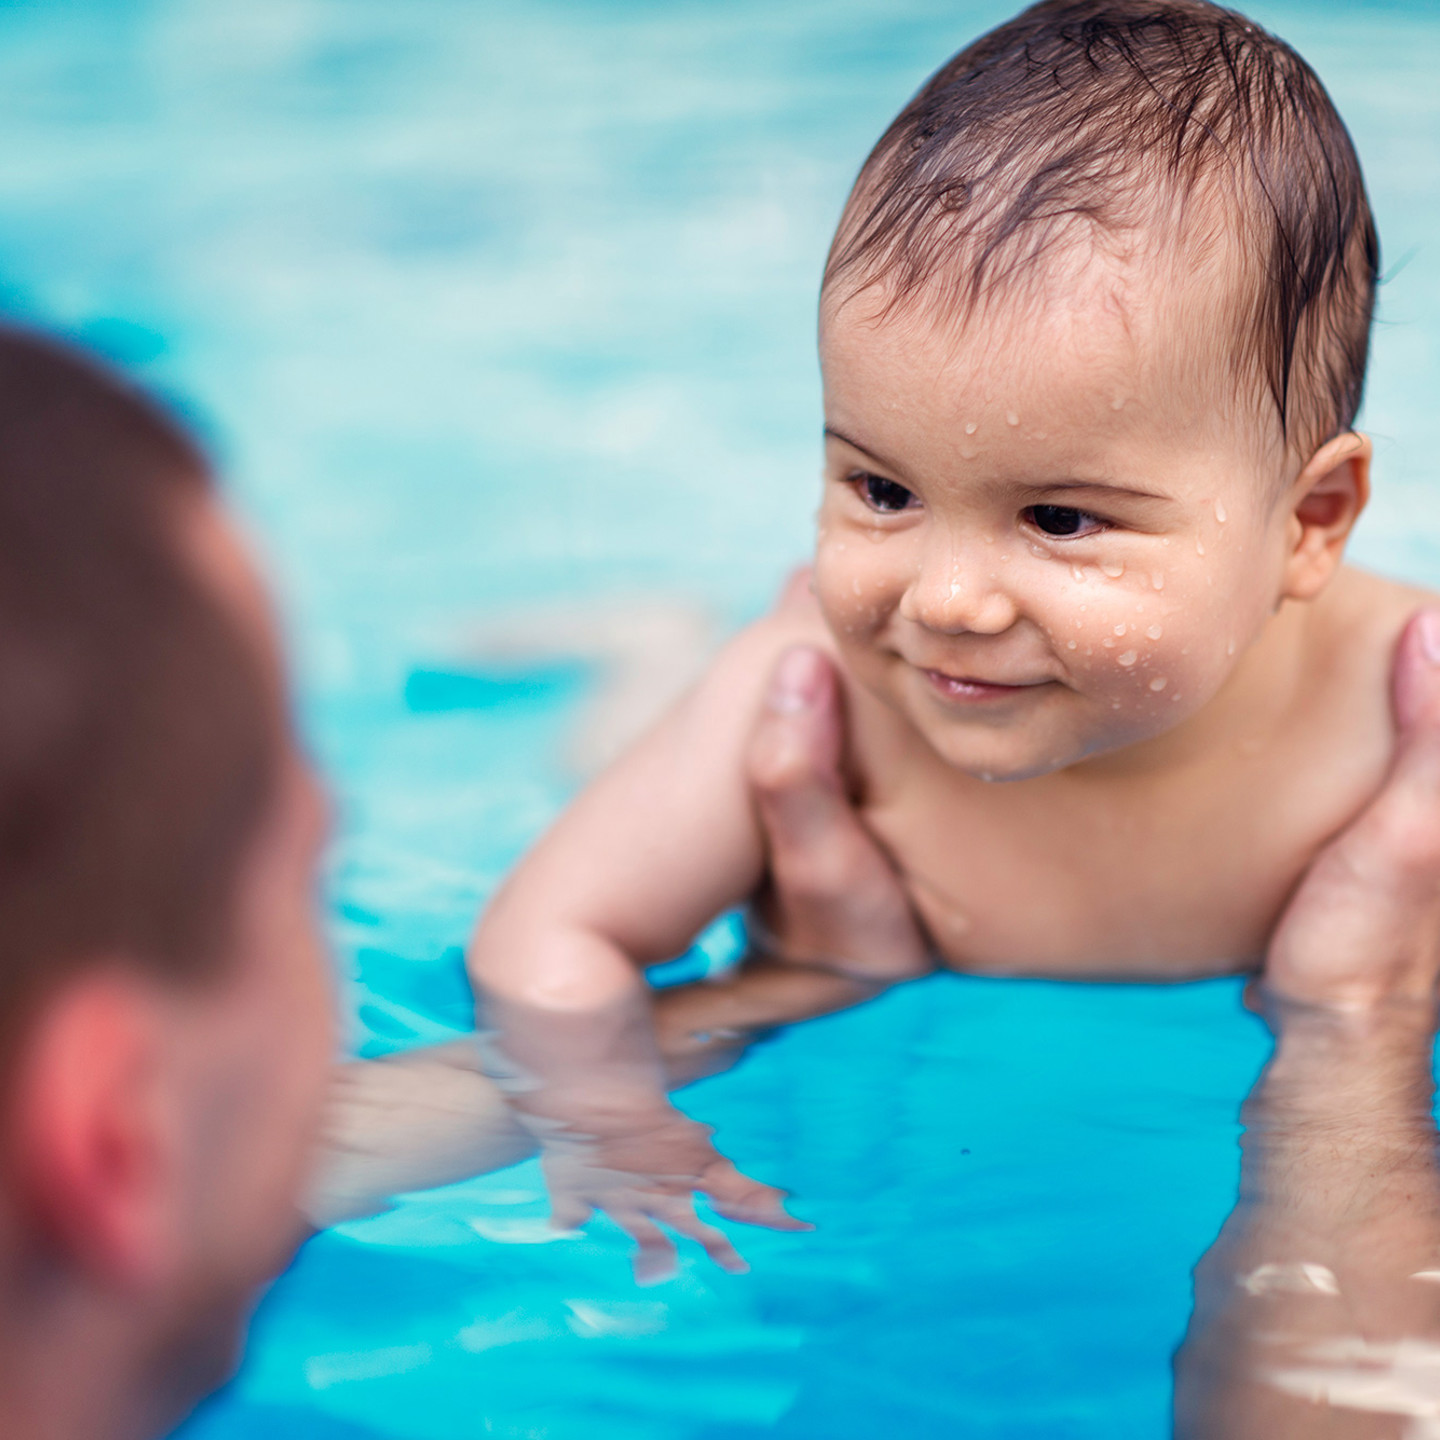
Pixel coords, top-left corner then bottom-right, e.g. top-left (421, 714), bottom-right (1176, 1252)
top-left (907, 717), bottom-right (1083, 783)
top-left (909, 705), bottom-right (1182, 782)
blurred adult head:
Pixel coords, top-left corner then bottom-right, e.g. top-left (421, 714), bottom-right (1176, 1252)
top-left (0, 328), bottom-right (334, 1440)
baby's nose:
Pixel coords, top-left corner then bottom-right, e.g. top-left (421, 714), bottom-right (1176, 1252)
top-left (900, 543), bottom-right (1019, 635)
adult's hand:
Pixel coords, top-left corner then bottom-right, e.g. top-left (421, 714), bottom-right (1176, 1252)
top-left (1265, 609), bottom-right (1440, 1010)
top-left (653, 643), bottom-right (932, 1082)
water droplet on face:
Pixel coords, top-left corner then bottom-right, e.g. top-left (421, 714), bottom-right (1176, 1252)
top-left (964, 421), bottom-right (978, 435)
top-left (1071, 564), bottom-right (1086, 583)
top-left (1066, 639), bottom-right (1077, 650)
top-left (960, 447), bottom-right (977, 460)
top-left (1149, 676), bottom-right (1168, 692)
top-left (852, 578), bottom-right (862, 595)
top-left (1196, 537), bottom-right (1206, 556)
top-left (1215, 500), bottom-right (1227, 523)
top-left (1102, 637), bottom-right (1116, 649)
top-left (1146, 624), bottom-right (1163, 639)
top-left (1117, 650), bottom-right (1138, 667)
top-left (1114, 623), bottom-right (1127, 636)
top-left (1006, 411), bottom-right (1020, 427)
top-left (1099, 559), bottom-right (1125, 579)
top-left (1226, 639), bottom-right (1236, 656)
top-left (1151, 571), bottom-right (1165, 591)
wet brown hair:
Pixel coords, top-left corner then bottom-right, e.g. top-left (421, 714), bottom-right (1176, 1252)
top-left (0, 327), bottom-right (279, 1048)
top-left (824, 0), bottom-right (1379, 456)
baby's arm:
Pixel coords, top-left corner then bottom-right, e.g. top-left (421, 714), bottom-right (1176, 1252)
top-left (468, 609), bottom-right (827, 1277)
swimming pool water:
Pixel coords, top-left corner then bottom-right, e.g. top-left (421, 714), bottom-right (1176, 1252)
top-left (0, 2), bottom-right (1435, 1436)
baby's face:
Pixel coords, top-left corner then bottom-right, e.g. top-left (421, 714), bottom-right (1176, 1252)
top-left (816, 273), bottom-right (1297, 781)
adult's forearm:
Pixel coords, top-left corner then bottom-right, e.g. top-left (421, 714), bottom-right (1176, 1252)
top-left (653, 957), bottom-right (886, 1084)
top-left (1176, 992), bottom-right (1440, 1439)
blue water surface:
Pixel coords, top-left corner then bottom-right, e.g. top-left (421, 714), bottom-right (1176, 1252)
top-left (0, 2), bottom-right (1434, 1436)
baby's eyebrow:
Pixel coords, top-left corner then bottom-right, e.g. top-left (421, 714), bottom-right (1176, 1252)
top-left (823, 425), bottom-right (908, 477)
top-left (1029, 478), bottom-right (1172, 503)
top-left (825, 427), bottom-right (1173, 505)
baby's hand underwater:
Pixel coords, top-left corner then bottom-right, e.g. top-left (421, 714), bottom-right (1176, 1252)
top-left (538, 1102), bottom-right (811, 1284)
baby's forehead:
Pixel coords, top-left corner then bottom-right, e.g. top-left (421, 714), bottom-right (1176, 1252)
top-left (821, 229), bottom-right (1264, 442)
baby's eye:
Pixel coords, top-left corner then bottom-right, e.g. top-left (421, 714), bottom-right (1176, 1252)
top-left (1023, 504), bottom-right (1107, 538)
top-left (854, 473), bottom-right (918, 513)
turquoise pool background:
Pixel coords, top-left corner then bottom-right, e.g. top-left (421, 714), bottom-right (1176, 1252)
top-left (0, 1), bottom-right (1433, 1435)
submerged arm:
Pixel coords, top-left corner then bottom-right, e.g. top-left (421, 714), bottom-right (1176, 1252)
top-left (312, 644), bottom-right (929, 1230)
top-left (1176, 996), bottom-right (1440, 1439)
top-left (1176, 610), bottom-right (1440, 1438)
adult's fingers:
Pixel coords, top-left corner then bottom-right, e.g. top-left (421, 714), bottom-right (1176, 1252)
top-left (746, 645), bottom-right (846, 849)
top-left (746, 645), bottom-right (931, 982)
top-left (1391, 609), bottom-right (1440, 736)
top-left (1265, 609), bottom-right (1440, 1008)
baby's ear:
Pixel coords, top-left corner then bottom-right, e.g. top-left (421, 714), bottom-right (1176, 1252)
top-left (1280, 432), bottom-right (1371, 603)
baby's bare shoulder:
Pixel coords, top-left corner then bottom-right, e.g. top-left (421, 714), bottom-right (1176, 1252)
top-left (695, 569), bottom-right (836, 698)
top-left (1320, 565), bottom-right (1437, 659)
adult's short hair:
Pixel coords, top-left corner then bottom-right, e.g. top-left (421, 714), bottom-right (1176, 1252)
top-left (824, 0), bottom-right (1379, 458)
top-left (0, 326), bottom-right (279, 1052)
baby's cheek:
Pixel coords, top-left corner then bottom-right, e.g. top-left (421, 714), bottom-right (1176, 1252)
top-left (813, 535), bottom-right (903, 640)
top-left (1056, 577), bottom-right (1236, 720)
top-left (1041, 572), bottom-right (1205, 709)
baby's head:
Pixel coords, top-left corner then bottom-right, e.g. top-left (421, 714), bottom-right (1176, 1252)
top-left (814, 0), bottom-right (1377, 780)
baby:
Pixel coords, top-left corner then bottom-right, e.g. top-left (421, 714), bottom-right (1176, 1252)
top-left (470, 0), bottom-right (1427, 1276)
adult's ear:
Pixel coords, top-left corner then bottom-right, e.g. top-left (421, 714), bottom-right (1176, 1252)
top-left (1280, 431), bottom-right (1371, 603)
top-left (9, 969), bottom-right (179, 1290)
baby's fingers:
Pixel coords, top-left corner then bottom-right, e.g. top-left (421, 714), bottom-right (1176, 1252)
top-left (699, 1158), bottom-right (814, 1232)
top-left (548, 1192), bottom-right (595, 1233)
top-left (647, 1194), bottom-right (750, 1275)
top-left (613, 1211), bottom-right (681, 1286)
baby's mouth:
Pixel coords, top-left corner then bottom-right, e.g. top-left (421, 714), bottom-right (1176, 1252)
top-left (919, 667), bottom-right (1051, 702)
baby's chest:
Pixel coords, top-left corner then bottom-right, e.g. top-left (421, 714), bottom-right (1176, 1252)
top-left (858, 772), bottom-right (1361, 980)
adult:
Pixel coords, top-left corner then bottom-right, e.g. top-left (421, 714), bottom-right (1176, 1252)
top-left (0, 328), bottom-right (335, 1440)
